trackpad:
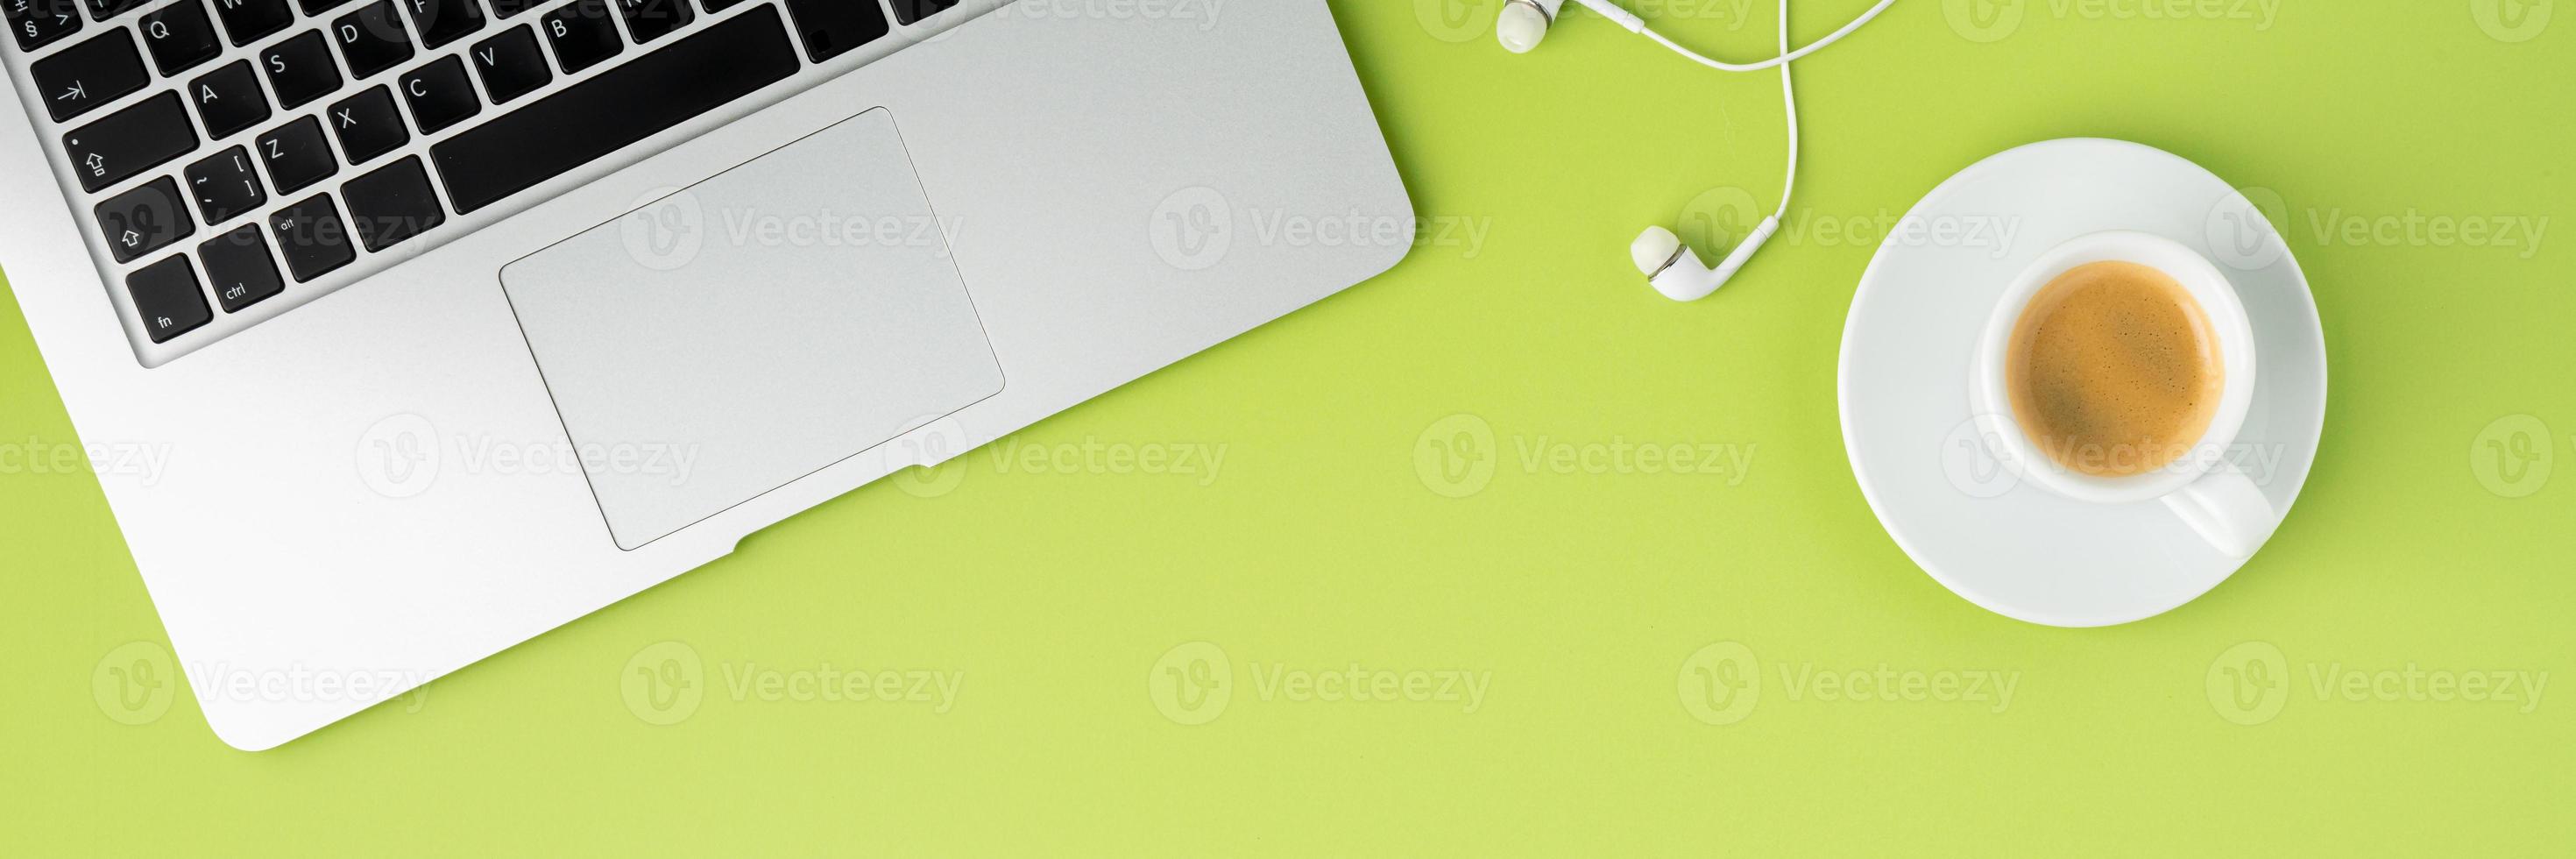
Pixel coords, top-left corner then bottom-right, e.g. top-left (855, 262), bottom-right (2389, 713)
top-left (502, 109), bottom-right (1003, 550)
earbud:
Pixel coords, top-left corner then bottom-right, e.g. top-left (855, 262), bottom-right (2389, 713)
top-left (1496, 0), bottom-right (1566, 53)
top-left (1628, 219), bottom-right (1778, 302)
top-left (1495, 0), bottom-right (1899, 301)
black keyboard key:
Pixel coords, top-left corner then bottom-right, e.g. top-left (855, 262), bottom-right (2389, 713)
top-left (255, 116), bottom-right (336, 192)
top-left (259, 31), bottom-right (340, 108)
top-left (614, 0), bottom-right (686, 44)
top-left (81, 0), bottom-right (148, 21)
top-left (326, 85), bottom-right (407, 162)
top-left (539, 0), bottom-right (616, 72)
top-left (342, 155), bottom-right (442, 251)
top-left (95, 175), bottom-right (194, 262)
top-left (29, 30), bottom-right (147, 122)
top-left (270, 193), bottom-right (356, 280)
top-left (209, 0), bottom-right (289, 44)
top-left (332, 0), bottom-right (413, 78)
top-left (396, 54), bottom-right (478, 131)
top-left (468, 25), bottom-right (548, 103)
top-left (6, 0), bottom-right (84, 53)
top-left (62, 92), bottom-right (195, 193)
top-left (126, 255), bottom-right (211, 342)
top-left (700, 0), bottom-right (742, 11)
top-left (399, 0), bottom-right (477, 47)
top-left (188, 60), bottom-right (269, 138)
top-left (198, 224), bottom-right (284, 311)
top-left (887, 0), bottom-right (952, 25)
top-left (485, 0), bottom-right (531, 16)
top-left (782, 0), bottom-right (882, 61)
top-left (434, 5), bottom-right (794, 214)
top-left (138, 0), bottom-right (221, 75)
top-left (297, 0), bottom-right (352, 14)
top-left (184, 145), bottom-right (265, 223)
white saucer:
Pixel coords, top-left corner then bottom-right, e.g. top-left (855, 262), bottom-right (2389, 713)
top-left (1837, 138), bottom-right (2327, 627)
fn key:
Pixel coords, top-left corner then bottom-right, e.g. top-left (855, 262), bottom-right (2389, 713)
top-left (127, 257), bottom-right (212, 343)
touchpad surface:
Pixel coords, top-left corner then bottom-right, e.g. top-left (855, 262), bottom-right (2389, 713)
top-left (502, 109), bottom-right (1003, 550)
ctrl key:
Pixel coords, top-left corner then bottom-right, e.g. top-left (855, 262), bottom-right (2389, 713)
top-left (126, 256), bottom-right (212, 344)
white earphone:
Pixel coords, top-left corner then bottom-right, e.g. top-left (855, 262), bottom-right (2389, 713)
top-left (1497, 0), bottom-right (1900, 301)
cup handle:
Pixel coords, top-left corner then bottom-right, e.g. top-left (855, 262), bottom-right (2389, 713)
top-left (2160, 462), bottom-right (2280, 558)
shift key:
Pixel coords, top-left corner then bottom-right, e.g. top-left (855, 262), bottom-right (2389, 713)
top-left (63, 92), bottom-right (196, 194)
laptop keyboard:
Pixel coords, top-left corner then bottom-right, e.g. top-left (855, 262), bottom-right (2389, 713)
top-left (4, 0), bottom-right (966, 357)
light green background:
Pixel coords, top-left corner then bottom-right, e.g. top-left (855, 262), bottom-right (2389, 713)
top-left (4, 0), bottom-right (2572, 853)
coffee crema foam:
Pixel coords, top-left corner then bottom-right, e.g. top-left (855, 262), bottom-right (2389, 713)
top-left (2006, 261), bottom-right (2226, 477)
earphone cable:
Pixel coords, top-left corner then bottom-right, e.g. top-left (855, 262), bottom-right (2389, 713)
top-left (1633, 0), bottom-right (1900, 72)
top-left (1773, 0), bottom-right (1798, 221)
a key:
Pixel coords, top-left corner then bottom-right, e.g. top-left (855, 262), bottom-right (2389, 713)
top-left (188, 60), bottom-right (270, 138)
top-left (30, 30), bottom-right (148, 122)
top-left (126, 255), bottom-right (211, 343)
top-left (184, 146), bottom-right (265, 224)
top-left (399, 0), bottom-right (478, 48)
top-left (614, 0), bottom-right (687, 44)
top-left (197, 224), bottom-right (284, 312)
top-left (333, 0), bottom-right (414, 79)
top-left (342, 155), bottom-right (442, 252)
top-left (887, 0), bottom-right (954, 25)
top-left (209, 0), bottom-right (290, 45)
top-left (433, 5), bottom-right (796, 213)
top-left (701, 0), bottom-right (743, 12)
top-left (297, 0), bottom-right (355, 14)
top-left (468, 25), bottom-right (548, 103)
top-left (95, 175), bottom-right (194, 262)
top-left (138, 0), bottom-right (221, 75)
top-left (270, 193), bottom-right (356, 281)
top-left (782, 0), bottom-right (884, 62)
top-left (396, 55), bottom-right (478, 132)
top-left (254, 116), bottom-right (336, 192)
top-left (260, 31), bottom-right (341, 108)
top-left (539, 0), bottom-right (618, 73)
top-left (6, 0), bottom-right (84, 53)
top-left (62, 91), bottom-right (195, 193)
top-left (81, 0), bottom-right (150, 22)
top-left (327, 86), bottom-right (407, 163)
top-left (485, 0), bottom-right (531, 17)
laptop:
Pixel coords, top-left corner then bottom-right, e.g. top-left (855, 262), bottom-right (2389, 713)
top-left (1, 0), bottom-right (1409, 749)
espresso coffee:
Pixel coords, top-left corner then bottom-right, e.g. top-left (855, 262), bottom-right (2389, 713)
top-left (2005, 260), bottom-right (2225, 477)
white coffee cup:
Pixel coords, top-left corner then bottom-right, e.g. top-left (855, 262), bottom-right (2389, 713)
top-left (1969, 231), bottom-right (2280, 557)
